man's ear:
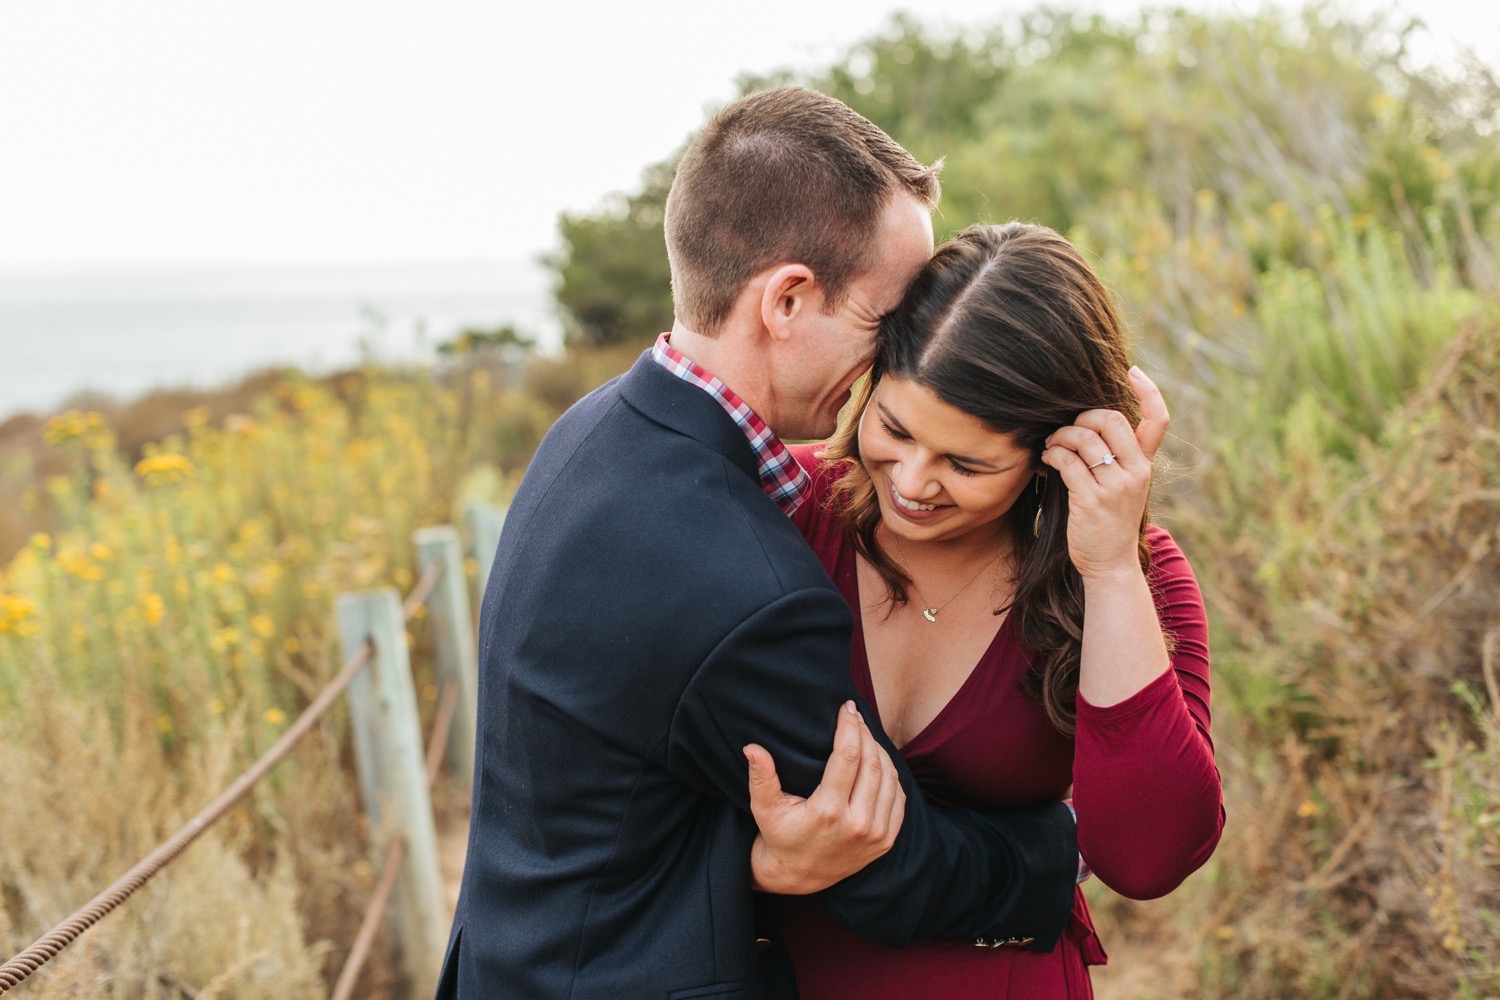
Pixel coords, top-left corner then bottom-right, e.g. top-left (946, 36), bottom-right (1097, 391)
top-left (759, 263), bottom-right (817, 343)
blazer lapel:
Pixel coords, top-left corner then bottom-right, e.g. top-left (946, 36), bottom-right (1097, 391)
top-left (618, 350), bottom-right (762, 485)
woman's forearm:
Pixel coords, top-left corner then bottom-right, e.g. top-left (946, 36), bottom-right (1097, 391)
top-left (1077, 564), bottom-right (1171, 708)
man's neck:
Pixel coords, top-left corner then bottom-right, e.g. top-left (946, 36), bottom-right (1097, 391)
top-left (667, 320), bottom-right (779, 430)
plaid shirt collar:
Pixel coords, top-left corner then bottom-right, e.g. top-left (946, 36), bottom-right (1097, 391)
top-left (651, 332), bottom-right (811, 515)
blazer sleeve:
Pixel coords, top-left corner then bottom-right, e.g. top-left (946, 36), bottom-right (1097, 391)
top-left (664, 585), bottom-right (1078, 950)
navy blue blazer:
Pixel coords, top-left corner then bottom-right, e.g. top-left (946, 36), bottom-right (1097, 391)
top-left (436, 350), bottom-right (1077, 999)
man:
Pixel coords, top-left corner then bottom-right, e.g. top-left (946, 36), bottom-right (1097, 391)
top-left (437, 87), bottom-right (1078, 1000)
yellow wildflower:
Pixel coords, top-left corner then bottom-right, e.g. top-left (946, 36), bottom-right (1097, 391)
top-left (211, 562), bottom-right (236, 585)
top-left (209, 698), bottom-right (226, 715)
top-left (139, 593), bottom-right (165, 626)
top-left (1296, 800), bottom-right (1320, 818)
top-left (57, 549), bottom-right (104, 582)
top-left (0, 593), bottom-right (40, 637)
top-left (89, 543), bottom-right (112, 562)
top-left (156, 714), bottom-right (174, 734)
top-left (43, 409), bottom-right (107, 446)
top-left (248, 614), bottom-right (276, 639)
top-left (209, 626), bottom-right (241, 653)
top-left (264, 708), bottom-right (286, 726)
top-left (284, 636), bottom-right (302, 654)
top-left (134, 453), bottom-right (196, 487)
top-left (30, 533), bottom-right (52, 552)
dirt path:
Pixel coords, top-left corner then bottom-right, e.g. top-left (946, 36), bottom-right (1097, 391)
top-left (436, 800), bottom-right (470, 918)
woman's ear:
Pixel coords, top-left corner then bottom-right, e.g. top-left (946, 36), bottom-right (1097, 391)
top-left (759, 263), bottom-right (817, 343)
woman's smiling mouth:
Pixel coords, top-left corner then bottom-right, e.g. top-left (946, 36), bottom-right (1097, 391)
top-left (888, 482), bottom-right (949, 518)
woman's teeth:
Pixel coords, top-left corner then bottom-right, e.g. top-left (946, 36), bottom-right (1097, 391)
top-left (892, 485), bottom-right (938, 511)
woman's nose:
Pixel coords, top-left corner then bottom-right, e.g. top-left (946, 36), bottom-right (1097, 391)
top-left (890, 461), bottom-right (939, 502)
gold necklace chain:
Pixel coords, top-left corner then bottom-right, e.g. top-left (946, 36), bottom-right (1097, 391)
top-left (891, 534), bottom-right (1004, 623)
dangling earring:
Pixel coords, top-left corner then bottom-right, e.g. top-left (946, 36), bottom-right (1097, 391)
top-left (1031, 474), bottom-right (1044, 538)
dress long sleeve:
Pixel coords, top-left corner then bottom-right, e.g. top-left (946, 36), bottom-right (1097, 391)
top-left (1070, 527), bottom-right (1224, 899)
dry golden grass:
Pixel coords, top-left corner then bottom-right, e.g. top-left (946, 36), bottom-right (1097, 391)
top-left (1094, 315), bottom-right (1500, 999)
top-left (0, 359), bottom-right (574, 998)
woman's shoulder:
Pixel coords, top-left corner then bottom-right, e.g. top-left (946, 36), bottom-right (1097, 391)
top-left (788, 443), bottom-right (854, 555)
top-left (1143, 522), bottom-right (1209, 663)
top-left (1144, 523), bottom-right (1197, 584)
top-left (788, 442), bottom-right (850, 500)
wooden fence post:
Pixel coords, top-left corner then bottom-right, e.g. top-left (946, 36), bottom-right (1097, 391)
top-left (464, 502), bottom-right (506, 615)
top-left (413, 526), bottom-right (478, 788)
top-left (336, 588), bottom-right (446, 999)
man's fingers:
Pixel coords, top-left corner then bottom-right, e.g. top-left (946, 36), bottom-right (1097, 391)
top-left (872, 752), bottom-right (904, 847)
top-left (1128, 365), bottom-right (1170, 460)
top-left (743, 744), bottom-right (786, 820)
top-left (884, 771), bottom-right (907, 847)
top-left (844, 713), bottom-right (887, 828)
top-left (816, 701), bottom-right (864, 803)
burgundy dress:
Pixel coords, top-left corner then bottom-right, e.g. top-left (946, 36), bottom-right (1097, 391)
top-left (759, 446), bottom-right (1224, 1000)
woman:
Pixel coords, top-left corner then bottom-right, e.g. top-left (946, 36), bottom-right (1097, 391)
top-left (760, 222), bottom-right (1224, 998)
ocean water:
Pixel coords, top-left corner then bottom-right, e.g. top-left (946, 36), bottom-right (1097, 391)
top-left (0, 258), bottom-right (558, 420)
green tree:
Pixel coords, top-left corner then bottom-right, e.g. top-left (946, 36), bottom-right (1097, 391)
top-left (548, 159), bottom-right (676, 348)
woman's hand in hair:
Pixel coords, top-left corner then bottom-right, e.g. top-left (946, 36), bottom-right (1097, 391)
top-left (1040, 367), bottom-right (1170, 581)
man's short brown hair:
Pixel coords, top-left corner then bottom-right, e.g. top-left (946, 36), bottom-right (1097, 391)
top-left (663, 87), bottom-right (940, 336)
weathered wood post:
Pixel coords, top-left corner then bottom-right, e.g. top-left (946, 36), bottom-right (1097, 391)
top-left (413, 526), bottom-right (478, 788)
top-left (463, 502), bottom-right (506, 616)
top-left (336, 588), bottom-right (446, 999)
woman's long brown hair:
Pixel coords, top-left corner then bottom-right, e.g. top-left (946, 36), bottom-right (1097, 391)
top-left (823, 221), bottom-right (1157, 737)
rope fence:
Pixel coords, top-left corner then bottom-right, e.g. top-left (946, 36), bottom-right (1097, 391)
top-left (332, 675), bottom-right (461, 1000)
top-left (0, 509), bottom-right (495, 997)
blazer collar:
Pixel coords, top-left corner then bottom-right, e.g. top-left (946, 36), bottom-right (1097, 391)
top-left (618, 349), bottom-right (761, 483)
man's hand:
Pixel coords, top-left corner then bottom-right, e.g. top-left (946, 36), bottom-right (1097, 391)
top-left (745, 700), bottom-right (907, 894)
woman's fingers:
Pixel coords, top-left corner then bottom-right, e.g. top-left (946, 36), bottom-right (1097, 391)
top-left (1039, 439), bottom-right (1098, 495)
top-left (1046, 368), bottom-right (1170, 471)
top-left (1128, 366), bottom-right (1170, 462)
top-left (1070, 411), bottom-right (1143, 471)
top-left (1045, 423), bottom-right (1124, 476)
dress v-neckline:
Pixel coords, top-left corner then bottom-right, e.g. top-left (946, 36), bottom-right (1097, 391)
top-left (840, 542), bottom-right (1014, 755)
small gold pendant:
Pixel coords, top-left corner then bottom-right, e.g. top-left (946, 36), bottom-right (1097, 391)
top-left (922, 607), bottom-right (938, 622)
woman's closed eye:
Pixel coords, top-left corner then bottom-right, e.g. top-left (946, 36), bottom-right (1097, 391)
top-left (879, 419), bottom-right (980, 477)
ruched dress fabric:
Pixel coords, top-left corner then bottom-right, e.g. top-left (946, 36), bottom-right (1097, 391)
top-left (758, 447), bottom-right (1225, 1000)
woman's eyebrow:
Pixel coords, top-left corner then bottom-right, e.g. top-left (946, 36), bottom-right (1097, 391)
top-left (876, 401), bottom-right (1009, 470)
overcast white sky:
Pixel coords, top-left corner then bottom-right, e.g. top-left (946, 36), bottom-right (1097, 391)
top-left (0, 0), bottom-right (1494, 274)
